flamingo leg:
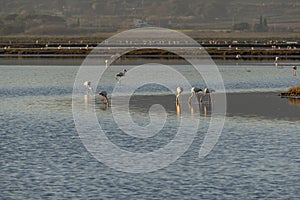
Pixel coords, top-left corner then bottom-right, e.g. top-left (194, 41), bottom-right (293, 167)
top-left (105, 97), bottom-right (109, 106)
top-left (188, 92), bottom-right (195, 104)
top-left (200, 95), bottom-right (203, 103)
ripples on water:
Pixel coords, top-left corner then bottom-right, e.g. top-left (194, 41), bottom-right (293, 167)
top-left (0, 63), bottom-right (299, 199)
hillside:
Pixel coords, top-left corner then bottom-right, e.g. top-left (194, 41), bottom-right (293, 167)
top-left (0, 0), bottom-right (300, 36)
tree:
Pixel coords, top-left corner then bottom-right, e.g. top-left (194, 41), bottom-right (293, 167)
top-left (195, 0), bottom-right (229, 20)
top-left (254, 15), bottom-right (268, 32)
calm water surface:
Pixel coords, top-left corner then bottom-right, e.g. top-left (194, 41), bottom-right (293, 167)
top-left (1, 61), bottom-right (299, 199)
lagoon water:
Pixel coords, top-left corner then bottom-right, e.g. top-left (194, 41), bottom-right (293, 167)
top-left (1, 59), bottom-right (300, 199)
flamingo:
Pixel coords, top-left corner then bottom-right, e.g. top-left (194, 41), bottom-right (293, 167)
top-left (115, 69), bottom-right (127, 81)
top-left (188, 87), bottom-right (202, 103)
top-left (236, 54), bottom-right (241, 59)
top-left (98, 91), bottom-right (109, 105)
top-left (200, 88), bottom-right (215, 103)
top-left (84, 81), bottom-right (93, 94)
top-left (292, 65), bottom-right (297, 76)
top-left (176, 87), bottom-right (183, 105)
top-left (274, 56), bottom-right (279, 66)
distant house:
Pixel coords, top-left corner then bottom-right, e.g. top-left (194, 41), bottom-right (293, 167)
top-left (133, 18), bottom-right (149, 28)
top-left (254, 16), bottom-right (268, 32)
top-left (233, 22), bottom-right (250, 31)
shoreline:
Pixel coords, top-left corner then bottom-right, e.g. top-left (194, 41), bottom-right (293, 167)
top-left (1, 56), bottom-right (299, 66)
top-left (1, 48), bottom-right (300, 60)
top-left (1, 40), bottom-right (300, 60)
top-left (0, 49), bottom-right (300, 62)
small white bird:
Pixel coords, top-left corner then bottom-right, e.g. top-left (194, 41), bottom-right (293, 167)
top-left (176, 87), bottom-right (183, 105)
top-left (274, 56), bottom-right (279, 66)
top-left (84, 81), bottom-right (93, 94)
top-left (115, 69), bottom-right (127, 81)
top-left (98, 91), bottom-right (109, 105)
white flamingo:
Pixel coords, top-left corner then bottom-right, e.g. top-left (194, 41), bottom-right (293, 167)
top-left (274, 56), bottom-right (279, 66)
top-left (176, 87), bottom-right (183, 105)
top-left (188, 87), bottom-right (202, 103)
top-left (84, 81), bottom-right (93, 94)
top-left (200, 88), bottom-right (215, 103)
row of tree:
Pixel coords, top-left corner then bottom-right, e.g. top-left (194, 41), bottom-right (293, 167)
top-left (0, 14), bottom-right (66, 34)
top-left (0, 0), bottom-right (298, 35)
top-left (0, 0), bottom-right (229, 21)
top-left (233, 16), bottom-right (269, 32)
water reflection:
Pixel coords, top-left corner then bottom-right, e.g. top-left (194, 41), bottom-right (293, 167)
top-left (188, 101), bottom-right (211, 118)
top-left (91, 94), bottom-right (214, 120)
top-left (188, 102), bottom-right (194, 119)
top-left (84, 94), bottom-right (98, 109)
top-left (128, 94), bottom-right (175, 114)
top-left (176, 101), bottom-right (181, 117)
top-left (199, 103), bottom-right (207, 117)
top-left (99, 102), bottom-right (109, 111)
top-left (84, 94), bottom-right (89, 109)
top-left (288, 97), bottom-right (300, 107)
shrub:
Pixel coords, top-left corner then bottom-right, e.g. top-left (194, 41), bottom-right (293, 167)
top-left (288, 86), bottom-right (300, 96)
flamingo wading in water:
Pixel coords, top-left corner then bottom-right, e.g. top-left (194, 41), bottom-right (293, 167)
top-left (200, 88), bottom-right (215, 103)
top-left (84, 81), bottom-right (93, 94)
top-left (98, 91), bottom-right (109, 105)
top-left (115, 69), bottom-right (127, 81)
top-left (188, 87), bottom-right (202, 103)
top-left (176, 87), bottom-right (183, 105)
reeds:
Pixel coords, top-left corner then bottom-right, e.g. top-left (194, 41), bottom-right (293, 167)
top-left (287, 86), bottom-right (300, 96)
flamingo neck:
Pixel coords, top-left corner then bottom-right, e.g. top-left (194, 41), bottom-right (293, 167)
top-left (105, 97), bottom-right (109, 105)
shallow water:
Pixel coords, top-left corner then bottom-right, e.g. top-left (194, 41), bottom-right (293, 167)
top-left (0, 61), bottom-right (299, 199)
